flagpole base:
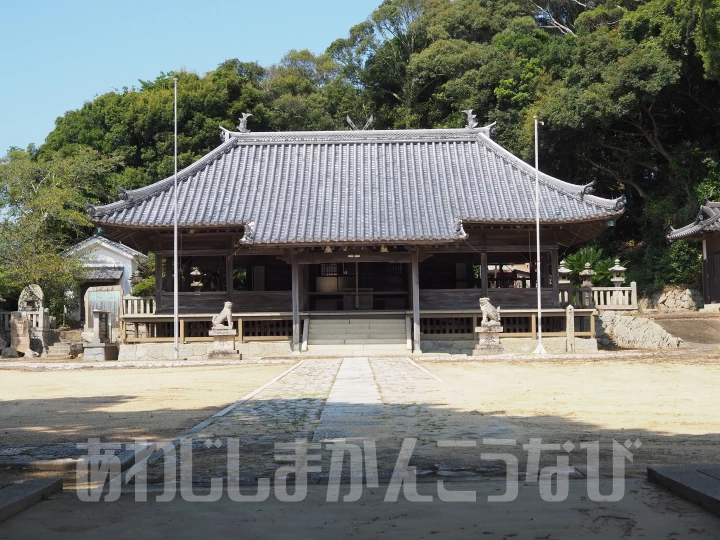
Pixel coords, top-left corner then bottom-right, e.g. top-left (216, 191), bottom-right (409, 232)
top-left (533, 341), bottom-right (547, 355)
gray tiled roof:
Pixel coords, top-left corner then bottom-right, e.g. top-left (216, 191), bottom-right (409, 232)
top-left (64, 234), bottom-right (143, 258)
top-left (85, 266), bottom-right (124, 281)
top-left (90, 127), bottom-right (624, 245)
top-left (668, 202), bottom-right (720, 241)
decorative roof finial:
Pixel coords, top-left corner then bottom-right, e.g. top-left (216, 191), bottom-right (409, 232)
top-left (580, 180), bottom-right (596, 199)
top-left (346, 115), bottom-right (374, 131)
top-left (461, 109), bottom-right (478, 129)
top-left (237, 113), bottom-right (252, 133)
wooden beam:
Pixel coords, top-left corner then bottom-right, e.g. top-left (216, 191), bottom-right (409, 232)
top-left (531, 313), bottom-right (537, 340)
top-left (291, 256), bottom-right (300, 353)
top-left (155, 253), bottom-right (162, 311)
top-left (551, 248), bottom-right (559, 308)
top-left (226, 254), bottom-right (233, 301)
top-left (481, 252), bottom-right (488, 297)
top-left (420, 244), bottom-right (558, 254)
top-left (290, 252), bottom-right (413, 264)
top-left (411, 251), bottom-right (421, 353)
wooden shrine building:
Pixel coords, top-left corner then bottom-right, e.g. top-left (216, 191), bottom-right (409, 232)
top-left (668, 201), bottom-right (720, 306)
top-left (88, 120), bottom-right (624, 356)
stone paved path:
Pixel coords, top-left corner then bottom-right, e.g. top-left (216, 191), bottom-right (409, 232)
top-left (168, 359), bottom-right (342, 480)
top-left (147, 357), bottom-right (526, 483)
top-left (313, 357), bottom-right (383, 442)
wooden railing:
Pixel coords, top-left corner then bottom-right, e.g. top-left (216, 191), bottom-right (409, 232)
top-left (575, 282), bottom-right (638, 310)
top-left (124, 296), bottom-right (156, 315)
top-left (0, 310), bottom-right (46, 331)
top-left (417, 308), bottom-right (597, 340)
top-left (121, 313), bottom-right (302, 344)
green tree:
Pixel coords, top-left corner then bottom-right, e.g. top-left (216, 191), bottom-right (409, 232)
top-left (0, 147), bottom-right (118, 314)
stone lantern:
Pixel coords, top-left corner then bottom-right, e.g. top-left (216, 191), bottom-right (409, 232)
top-left (558, 259), bottom-right (573, 286)
top-left (130, 272), bottom-right (143, 286)
top-left (579, 262), bottom-right (596, 288)
top-left (609, 259), bottom-right (626, 287)
top-left (190, 267), bottom-right (204, 292)
top-left (557, 259), bottom-right (574, 306)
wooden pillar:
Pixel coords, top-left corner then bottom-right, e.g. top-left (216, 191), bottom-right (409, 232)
top-left (411, 251), bottom-right (421, 354)
top-left (303, 263), bottom-right (311, 311)
top-left (179, 317), bottom-right (185, 345)
top-left (155, 253), bottom-right (163, 310)
top-left (531, 313), bottom-right (537, 340)
top-left (551, 248), bottom-right (559, 307)
top-left (480, 252), bottom-right (488, 297)
top-left (291, 256), bottom-right (300, 353)
top-left (226, 253), bottom-right (233, 301)
top-left (466, 255), bottom-right (474, 288)
top-left (164, 258), bottom-right (172, 293)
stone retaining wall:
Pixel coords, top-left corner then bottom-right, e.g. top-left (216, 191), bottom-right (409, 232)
top-left (596, 310), bottom-right (682, 349)
top-left (638, 287), bottom-right (704, 311)
top-left (118, 341), bottom-right (293, 361)
top-left (422, 337), bottom-right (597, 355)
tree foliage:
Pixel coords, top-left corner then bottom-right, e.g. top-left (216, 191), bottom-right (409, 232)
top-left (3, 0), bottom-right (720, 301)
top-left (0, 147), bottom-right (119, 313)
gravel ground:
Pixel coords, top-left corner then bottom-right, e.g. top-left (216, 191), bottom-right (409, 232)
top-left (0, 364), bottom-right (291, 445)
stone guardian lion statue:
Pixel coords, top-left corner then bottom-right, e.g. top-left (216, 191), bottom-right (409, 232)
top-left (479, 297), bottom-right (501, 327)
top-left (212, 301), bottom-right (234, 329)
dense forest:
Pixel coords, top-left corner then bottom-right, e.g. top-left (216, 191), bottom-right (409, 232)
top-left (2, 0), bottom-right (719, 313)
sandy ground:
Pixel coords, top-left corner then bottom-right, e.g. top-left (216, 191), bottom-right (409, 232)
top-left (1, 480), bottom-right (718, 539)
top-left (419, 355), bottom-right (720, 474)
top-left (0, 364), bottom-right (289, 444)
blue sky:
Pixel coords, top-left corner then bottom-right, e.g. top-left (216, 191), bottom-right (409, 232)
top-left (0, 0), bottom-right (380, 156)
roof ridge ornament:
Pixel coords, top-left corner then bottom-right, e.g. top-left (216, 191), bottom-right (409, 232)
top-left (461, 109), bottom-right (478, 129)
top-left (240, 221), bottom-right (255, 244)
top-left (346, 115), bottom-right (374, 131)
top-left (580, 180), bottom-right (596, 200)
top-left (454, 218), bottom-right (468, 239)
top-left (237, 113), bottom-right (253, 134)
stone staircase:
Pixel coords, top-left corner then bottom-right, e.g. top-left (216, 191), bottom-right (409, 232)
top-left (307, 317), bottom-right (409, 356)
top-left (44, 329), bottom-right (83, 360)
top-left (45, 342), bottom-right (73, 360)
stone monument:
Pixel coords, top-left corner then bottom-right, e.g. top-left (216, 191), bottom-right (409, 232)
top-left (17, 284), bottom-right (54, 355)
top-left (473, 297), bottom-right (504, 354)
top-left (10, 312), bottom-right (30, 354)
top-left (83, 310), bottom-right (119, 361)
top-left (208, 301), bottom-right (240, 359)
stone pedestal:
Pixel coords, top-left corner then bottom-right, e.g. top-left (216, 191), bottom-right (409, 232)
top-left (83, 343), bottom-right (119, 361)
top-left (473, 325), bottom-right (504, 355)
top-left (82, 310), bottom-right (118, 360)
top-left (208, 328), bottom-right (241, 359)
top-left (10, 313), bottom-right (30, 354)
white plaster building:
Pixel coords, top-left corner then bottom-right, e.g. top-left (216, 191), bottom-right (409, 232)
top-left (63, 234), bottom-right (143, 322)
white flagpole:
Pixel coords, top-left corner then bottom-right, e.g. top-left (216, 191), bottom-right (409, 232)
top-left (534, 115), bottom-right (546, 355)
top-left (173, 77), bottom-right (179, 360)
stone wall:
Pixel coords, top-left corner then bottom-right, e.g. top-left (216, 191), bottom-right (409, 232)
top-left (118, 341), bottom-right (293, 361)
top-left (596, 310), bottom-right (681, 349)
top-left (422, 337), bottom-right (597, 355)
top-left (638, 287), bottom-right (704, 311)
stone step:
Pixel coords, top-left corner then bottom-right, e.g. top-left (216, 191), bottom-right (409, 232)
top-left (342, 338), bottom-right (406, 345)
top-left (310, 338), bottom-right (406, 345)
top-left (308, 328), bottom-right (405, 339)
top-left (307, 345), bottom-right (410, 356)
top-left (310, 322), bottom-right (406, 329)
top-left (310, 343), bottom-right (408, 351)
top-left (47, 345), bottom-right (72, 352)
